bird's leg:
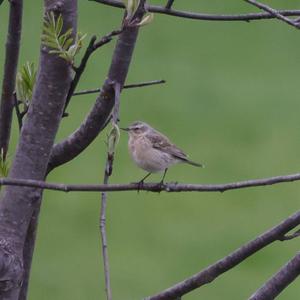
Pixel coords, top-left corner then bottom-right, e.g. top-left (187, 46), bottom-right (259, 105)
top-left (136, 172), bottom-right (152, 192)
top-left (159, 168), bottom-right (168, 187)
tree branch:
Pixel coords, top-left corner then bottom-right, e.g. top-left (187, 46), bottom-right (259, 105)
top-left (245, 0), bottom-right (300, 29)
top-left (248, 252), bottom-right (300, 300)
top-left (145, 210), bottom-right (300, 300)
top-left (63, 29), bottom-right (122, 116)
top-left (0, 0), bottom-right (23, 160)
top-left (91, 0), bottom-right (300, 22)
top-left (72, 79), bottom-right (166, 96)
top-left (47, 1), bottom-right (147, 172)
top-left (0, 172), bottom-right (299, 192)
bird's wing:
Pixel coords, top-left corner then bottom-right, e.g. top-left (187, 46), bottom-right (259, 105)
top-left (148, 131), bottom-right (188, 161)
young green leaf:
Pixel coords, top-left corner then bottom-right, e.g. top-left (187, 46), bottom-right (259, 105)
top-left (42, 12), bottom-right (86, 63)
top-left (108, 123), bottom-right (120, 155)
top-left (123, 0), bottom-right (140, 21)
top-left (136, 13), bottom-right (154, 27)
top-left (16, 62), bottom-right (37, 102)
top-left (0, 150), bottom-right (9, 178)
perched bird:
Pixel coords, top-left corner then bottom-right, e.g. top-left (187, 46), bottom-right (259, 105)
top-left (121, 121), bottom-right (203, 184)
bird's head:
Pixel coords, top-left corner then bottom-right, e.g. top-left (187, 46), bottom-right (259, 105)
top-left (121, 121), bottom-right (151, 138)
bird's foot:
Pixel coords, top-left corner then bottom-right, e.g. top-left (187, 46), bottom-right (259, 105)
top-left (158, 180), bottom-right (165, 192)
top-left (132, 180), bottom-right (144, 193)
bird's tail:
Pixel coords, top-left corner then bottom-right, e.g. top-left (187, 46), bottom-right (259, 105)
top-left (185, 159), bottom-right (204, 168)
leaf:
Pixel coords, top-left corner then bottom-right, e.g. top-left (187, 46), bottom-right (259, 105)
top-left (56, 14), bottom-right (63, 36)
top-left (16, 62), bottom-right (37, 102)
top-left (108, 123), bottom-right (120, 155)
top-left (136, 13), bottom-right (154, 27)
top-left (124, 0), bottom-right (140, 20)
top-left (0, 150), bottom-right (9, 178)
top-left (42, 12), bottom-right (86, 63)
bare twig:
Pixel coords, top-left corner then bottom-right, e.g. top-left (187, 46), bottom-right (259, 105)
top-left (245, 0), bottom-right (300, 29)
top-left (0, 172), bottom-right (300, 192)
top-left (91, 0), bottom-right (300, 22)
top-left (13, 93), bottom-right (23, 130)
top-left (100, 160), bottom-right (113, 300)
top-left (165, 0), bottom-right (175, 10)
top-left (0, 0), bottom-right (23, 159)
top-left (145, 209), bottom-right (300, 300)
top-left (63, 29), bottom-right (122, 116)
top-left (13, 94), bottom-right (29, 130)
top-left (248, 253), bottom-right (300, 300)
top-left (100, 83), bottom-right (121, 300)
top-left (73, 79), bottom-right (166, 96)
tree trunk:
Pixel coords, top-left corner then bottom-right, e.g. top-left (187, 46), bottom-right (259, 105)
top-left (0, 0), bottom-right (77, 299)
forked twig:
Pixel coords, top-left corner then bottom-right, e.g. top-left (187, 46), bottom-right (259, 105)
top-left (63, 29), bottom-right (122, 116)
top-left (91, 0), bottom-right (300, 22)
top-left (145, 209), bottom-right (300, 299)
top-left (245, 0), bottom-right (300, 29)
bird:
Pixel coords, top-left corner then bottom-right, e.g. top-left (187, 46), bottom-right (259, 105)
top-left (121, 121), bottom-right (203, 185)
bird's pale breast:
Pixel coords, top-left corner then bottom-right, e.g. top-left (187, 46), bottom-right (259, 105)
top-left (128, 136), bottom-right (176, 173)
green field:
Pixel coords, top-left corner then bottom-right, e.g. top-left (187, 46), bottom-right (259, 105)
top-left (1, 0), bottom-right (300, 299)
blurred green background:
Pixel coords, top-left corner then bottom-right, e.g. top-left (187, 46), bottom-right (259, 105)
top-left (1, 0), bottom-right (300, 299)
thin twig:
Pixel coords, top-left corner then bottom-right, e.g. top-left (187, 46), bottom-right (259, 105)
top-left (63, 29), bottom-right (122, 116)
top-left (248, 252), bottom-right (300, 300)
top-left (13, 94), bottom-right (29, 130)
top-left (100, 159), bottom-right (113, 300)
top-left (165, 0), bottom-right (175, 9)
top-left (13, 93), bottom-right (23, 130)
top-left (245, 0), bottom-right (300, 29)
top-left (0, 172), bottom-right (300, 192)
top-left (0, 0), bottom-right (23, 160)
top-left (90, 0), bottom-right (300, 22)
top-left (73, 79), bottom-right (166, 96)
top-left (100, 83), bottom-right (121, 300)
top-left (145, 209), bottom-right (300, 300)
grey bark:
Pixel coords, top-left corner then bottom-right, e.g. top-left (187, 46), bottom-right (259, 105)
top-left (249, 252), bottom-right (300, 300)
top-left (146, 209), bottom-right (300, 300)
top-left (0, 0), bottom-right (23, 159)
top-left (0, 0), bottom-right (77, 299)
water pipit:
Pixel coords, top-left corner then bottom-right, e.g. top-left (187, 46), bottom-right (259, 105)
top-left (121, 121), bottom-right (203, 186)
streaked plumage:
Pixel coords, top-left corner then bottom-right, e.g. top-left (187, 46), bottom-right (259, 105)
top-left (122, 121), bottom-right (203, 183)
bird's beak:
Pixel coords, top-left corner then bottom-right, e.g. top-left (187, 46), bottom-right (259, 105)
top-left (120, 127), bottom-right (129, 131)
